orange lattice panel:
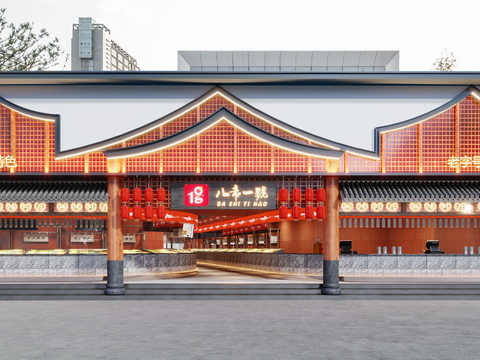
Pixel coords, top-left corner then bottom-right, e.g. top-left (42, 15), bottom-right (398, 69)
top-left (200, 121), bottom-right (234, 173)
top-left (347, 153), bottom-right (380, 173)
top-left (459, 96), bottom-right (480, 173)
top-left (199, 95), bottom-right (234, 119)
top-left (126, 154), bottom-right (158, 173)
top-left (15, 114), bottom-right (45, 172)
top-left (124, 127), bottom-right (161, 147)
top-left (49, 126), bottom-right (85, 173)
top-left (235, 107), bottom-right (271, 133)
top-left (383, 126), bottom-right (419, 173)
top-left (273, 127), bottom-right (308, 145)
top-left (311, 158), bottom-right (326, 173)
top-left (163, 137), bottom-right (196, 173)
top-left (422, 107), bottom-right (456, 173)
top-left (274, 148), bottom-right (308, 173)
top-left (237, 130), bottom-right (271, 173)
top-left (163, 109), bottom-right (197, 137)
top-left (0, 105), bottom-right (12, 173)
top-left (89, 151), bottom-right (108, 173)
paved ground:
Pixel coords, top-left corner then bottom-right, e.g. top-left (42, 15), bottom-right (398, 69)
top-left (1, 299), bottom-right (479, 360)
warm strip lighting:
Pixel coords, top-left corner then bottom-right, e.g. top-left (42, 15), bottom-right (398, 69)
top-left (1, 103), bottom-right (55, 122)
top-left (107, 117), bottom-right (342, 160)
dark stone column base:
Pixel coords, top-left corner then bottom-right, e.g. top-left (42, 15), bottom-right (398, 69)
top-left (105, 260), bottom-right (126, 296)
top-left (321, 260), bottom-right (341, 295)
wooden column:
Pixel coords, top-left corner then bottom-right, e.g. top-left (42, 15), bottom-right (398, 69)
top-left (105, 176), bottom-right (125, 295)
top-left (321, 176), bottom-right (341, 295)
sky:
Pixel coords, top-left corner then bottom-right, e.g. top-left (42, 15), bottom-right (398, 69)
top-left (2, 0), bottom-right (480, 71)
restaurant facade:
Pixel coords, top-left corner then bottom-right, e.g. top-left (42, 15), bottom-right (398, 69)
top-left (1, 71), bottom-right (480, 294)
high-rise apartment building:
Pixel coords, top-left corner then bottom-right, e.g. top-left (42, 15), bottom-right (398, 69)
top-left (71, 17), bottom-right (140, 71)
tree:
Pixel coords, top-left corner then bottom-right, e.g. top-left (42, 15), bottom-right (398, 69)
top-left (432, 49), bottom-right (458, 71)
top-left (0, 8), bottom-right (66, 71)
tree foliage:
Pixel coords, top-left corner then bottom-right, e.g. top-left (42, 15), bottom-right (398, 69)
top-left (432, 49), bottom-right (458, 71)
top-left (0, 8), bottom-right (65, 71)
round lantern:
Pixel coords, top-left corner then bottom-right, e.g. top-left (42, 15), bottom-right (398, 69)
top-left (157, 205), bottom-right (166, 219)
top-left (121, 188), bottom-right (130, 203)
top-left (279, 188), bottom-right (288, 203)
top-left (133, 205), bottom-right (142, 220)
top-left (305, 205), bottom-right (314, 221)
top-left (316, 188), bottom-right (325, 203)
top-left (292, 205), bottom-right (301, 221)
top-left (317, 205), bottom-right (325, 220)
top-left (121, 205), bottom-right (130, 220)
top-left (156, 188), bottom-right (166, 203)
top-left (292, 188), bottom-right (301, 203)
top-left (145, 205), bottom-right (153, 220)
top-left (279, 205), bottom-right (289, 220)
top-left (305, 188), bottom-right (314, 203)
top-left (133, 188), bottom-right (142, 203)
top-left (144, 188), bottom-right (154, 203)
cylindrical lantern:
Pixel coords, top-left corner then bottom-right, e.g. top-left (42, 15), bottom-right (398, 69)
top-left (121, 205), bottom-right (130, 220)
top-left (133, 205), bottom-right (142, 219)
top-left (145, 205), bottom-right (153, 220)
top-left (292, 188), bottom-right (301, 203)
top-left (279, 188), bottom-right (288, 203)
top-left (317, 205), bottom-right (325, 220)
top-left (292, 205), bottom-right (301, 221)
top-left (305, 188), bottom-right (314, 203)
top-left (144, 188), bottom-right (154, 203)
top-left (316, 188), bottom-right (325, 203)
top-left (156, 188), bottom-right (166, 203)
top-left (305, 205), bottom-right (314, 221)
top-left (157, 205), bottom-right (166, 219)
top-left (121, 188), bottom-right (130, 203)
top-left (279, 205), bottom-right (288, 220)
top-left (133, 188), bottom-right (142, 203)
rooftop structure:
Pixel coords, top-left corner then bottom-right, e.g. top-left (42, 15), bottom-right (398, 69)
top-left (178, 51), bottom-right (399, 72)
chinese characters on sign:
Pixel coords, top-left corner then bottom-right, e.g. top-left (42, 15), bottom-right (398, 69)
top-left (447, 156), bottom-right (480, 169)
top-left (0, 155), bottom-right (17, 168)
top-left (171, 182), bottom-right (276, 210)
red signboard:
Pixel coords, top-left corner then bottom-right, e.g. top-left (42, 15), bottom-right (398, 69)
top-left (184, 184), bottom-right (209, 206)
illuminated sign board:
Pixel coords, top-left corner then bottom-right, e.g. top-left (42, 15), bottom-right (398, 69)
top-left (448, 156), bottom-right (480, 169)
top-left (0, 155), bottom-right (17, 168)
top-left (171, 182), bottom-right (276, 210)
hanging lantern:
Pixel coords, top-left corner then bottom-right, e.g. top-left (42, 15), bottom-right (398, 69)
top-left (145, 205), bottom-right (153, 220)
top-left (121, 205), bottom-right (130, 220)
top-left (157, 205), bottom-right (166, 219)
top-left (133, 188), bottom-right (142, 203)
top-left (305, 188), bottom-right (314, 203)
top-left (317, 205), bottom-right (325, 220)
top-left (292, 188), bottom-right (301, 203)
top-left (305, 205), bottom-right (314, 221)
top-left (316, 188), bottom-right (325, 203)
top-left (133, 205), bottom-right (142, 220)
top-left (121, 188), bottom-right (130, 203)
top-left (279, 205), bottom-right (289, 220)
top-left (292, 205), bottom-right (301, 221)
top-left (157, 188), bottom-right (166, 203)
top-left (144, 188), bottom-right (154, 203)
top-left (279, 188), bottom-right (288, 204)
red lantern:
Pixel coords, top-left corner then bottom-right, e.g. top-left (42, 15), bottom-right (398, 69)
top-left (316, 188), bottom-right (325, 203)
top-left (292, 188), bottom-right (301, 203)
top-left (133, 188), bottom-right (142, 203)
top-left (305, 205), bottom-right (314, 220)
top-left (121, 188), bottom-right (130, 203)
top-left (292, 205), bottom-right (301, 221)
top-left (157, 205), bottom-right (166, 219)
top-left (121, 205), bottom-right (130, 220)
top-left (145, 205), bottom-right (153, 220)
top-left (156, 188), bottom-right (166, 203)
top-left (317, 205), bottom-right (325, 220)
top-left (279, 188), bottom-right (288, 203)
top-left (144, 188), bottom-right (154, 203)
top-left (133, 205), bottom-right (142, 219)
top-left (305, 188), bottom-right (314, 203)
top-left (279, 205), bottom-right (288, 220)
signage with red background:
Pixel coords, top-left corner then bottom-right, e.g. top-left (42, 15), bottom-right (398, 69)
top-left (184, 184), bottom-right (209, 206)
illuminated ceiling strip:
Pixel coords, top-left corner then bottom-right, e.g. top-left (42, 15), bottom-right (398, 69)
top-left (1, 103), bottom-right (55, 122)
top-left (107, 116), bottom-right (343, 160)
top-left (380, 89), bottom-right (480, 135)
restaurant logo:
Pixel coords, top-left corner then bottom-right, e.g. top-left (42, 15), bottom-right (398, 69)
top-left (184, 184), bottom-right (209, 206)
